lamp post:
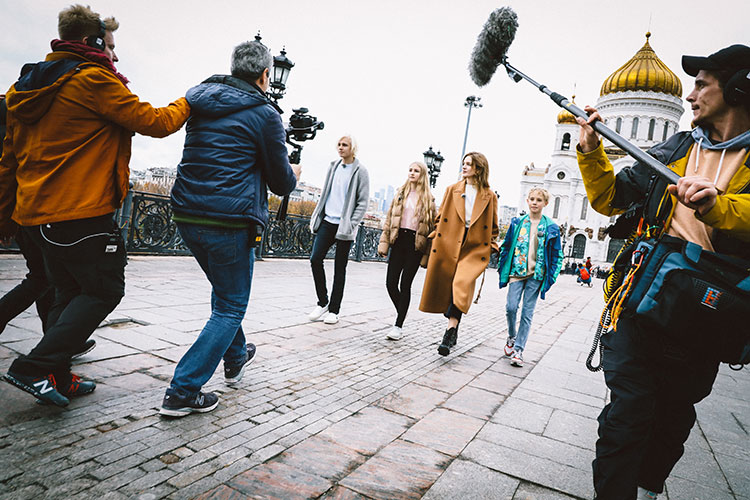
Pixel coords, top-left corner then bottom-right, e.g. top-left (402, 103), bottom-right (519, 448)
top-left (423, 146), bottom-right (444, 188)
top-left (254, 32), bottom-right (295, 103)
top-left (459, 95), bottom-right (482, 174)
top-left (268, 47), bottom-right (294, 102)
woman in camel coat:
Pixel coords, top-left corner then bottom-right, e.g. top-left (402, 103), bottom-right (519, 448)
top-left (419, 151), bottom-right (499, 356)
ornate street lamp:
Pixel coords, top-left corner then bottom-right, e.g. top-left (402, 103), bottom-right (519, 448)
top-left (459, 95), bottom-right (482, 175)
top-left (254, 32), bottom-right (295, 103)
top-left (269, 47), bottom-right (294, 102)
top-left (431, 150), bottom-right (444, 188)
top-left (423, 146), bottom-right (443, 188)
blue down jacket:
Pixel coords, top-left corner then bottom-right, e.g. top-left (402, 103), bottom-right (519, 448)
top-left (171, 75), bottom-right (296, 227)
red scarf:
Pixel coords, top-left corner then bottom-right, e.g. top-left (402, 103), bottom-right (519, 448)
top-left (50, 39), bottom-right (129, 86)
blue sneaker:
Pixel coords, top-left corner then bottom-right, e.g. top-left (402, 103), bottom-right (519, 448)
top-left (224, 344), bottom-right (256, 387)
top-left (4, 371), bottom-right (70, 407)
top-left (160, 391), bottom-right (218, 417)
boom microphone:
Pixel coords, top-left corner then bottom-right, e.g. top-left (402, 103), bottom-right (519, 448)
top-left (469, 7), bottom-right (518, 87)
top-left (467, 7), bottom-right (681, 186)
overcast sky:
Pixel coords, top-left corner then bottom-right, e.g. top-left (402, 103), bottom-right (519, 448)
top-left (1, 0), bottom-right (747, 205)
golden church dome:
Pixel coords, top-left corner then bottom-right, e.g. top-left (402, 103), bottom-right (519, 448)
top-left (600, 33), bottom-right (682, 98)
top-left (557, 95), bottom-right (577, 124)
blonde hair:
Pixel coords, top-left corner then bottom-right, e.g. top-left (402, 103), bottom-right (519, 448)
top-left (527, 187), bottom-right (550, 203)
top-left (397, 161), bottom-right (434, 223)
top-left (463, 152), bottom-right (490, 191)
top-left (338, 135), bottom-right (358, 157)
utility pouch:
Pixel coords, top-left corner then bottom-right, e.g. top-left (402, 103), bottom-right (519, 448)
top-left (248, 223), bottom-right (263, 248)
top-left (624, 235), bottom-right (750, 366)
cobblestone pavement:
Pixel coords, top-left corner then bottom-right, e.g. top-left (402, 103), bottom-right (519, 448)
top-left (1, 255), bottom-right (748, 500)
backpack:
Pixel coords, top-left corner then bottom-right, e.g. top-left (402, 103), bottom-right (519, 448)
top-left (580, 267), bottom-right (590, 280)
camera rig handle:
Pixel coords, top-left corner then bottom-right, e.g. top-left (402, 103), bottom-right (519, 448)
top-left (275, 107), bottom-right (325, 221)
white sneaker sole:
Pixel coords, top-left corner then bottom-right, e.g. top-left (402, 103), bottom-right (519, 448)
top-left (225, 354), bottom-right (257, 386)
top-left (159, 399), bottom-right (219, 417)
top-left (323, 317), bottom-right (339, 324)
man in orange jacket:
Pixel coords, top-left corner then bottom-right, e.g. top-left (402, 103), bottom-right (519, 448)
top-left (0, 4), bottom-right (190, 407)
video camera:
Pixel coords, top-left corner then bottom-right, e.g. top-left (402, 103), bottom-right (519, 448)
top-left (277, 107), bottom-right (325, 220)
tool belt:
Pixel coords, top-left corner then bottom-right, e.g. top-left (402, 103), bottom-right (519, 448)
top-left (619, 235), bottom-right (750, 366)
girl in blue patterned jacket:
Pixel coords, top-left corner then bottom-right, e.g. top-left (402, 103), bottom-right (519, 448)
top-left (497, 188), bottom-right (563, 367)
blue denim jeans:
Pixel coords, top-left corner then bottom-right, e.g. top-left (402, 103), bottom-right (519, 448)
top-left (168, 223), bottom-right (254, 398)
top-left (505, 278), bottom-right (543, 353)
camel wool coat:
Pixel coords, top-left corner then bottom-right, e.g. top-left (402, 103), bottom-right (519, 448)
top-left (419, 180), bottom-right (499, 314)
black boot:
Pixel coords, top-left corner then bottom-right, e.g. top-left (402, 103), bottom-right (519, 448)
top-left (438, 327), bottom-right (457, 356)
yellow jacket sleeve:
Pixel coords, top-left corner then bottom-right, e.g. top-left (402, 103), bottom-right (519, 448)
top-left (697, 193), bottom-right (750, 242)
top-left (576, 141), bottom-right (626, 217)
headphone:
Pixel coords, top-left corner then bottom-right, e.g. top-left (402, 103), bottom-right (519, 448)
top-left (85, 20), bottom-right (106, 51)
top-left (724, 68), bottom-right (750, 106)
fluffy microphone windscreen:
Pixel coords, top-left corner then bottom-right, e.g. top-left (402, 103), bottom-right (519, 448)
top-left (469, 6), bottom-right (518, 87)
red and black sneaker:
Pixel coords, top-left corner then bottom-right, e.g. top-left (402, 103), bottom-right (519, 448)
top-left (4, 371), bottom-right (70, 407)
top-left (59, 373), bottom-right (96, 397)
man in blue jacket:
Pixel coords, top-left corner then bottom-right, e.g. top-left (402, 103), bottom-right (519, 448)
top-left (162, 40), bottom-right (300, 417)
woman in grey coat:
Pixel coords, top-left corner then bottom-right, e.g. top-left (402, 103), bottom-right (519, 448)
top-left (308, 135), bottom-right (370, 324)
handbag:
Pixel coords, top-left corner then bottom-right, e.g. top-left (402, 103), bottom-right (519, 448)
top-left (623, 235), bottom-right (750, 366)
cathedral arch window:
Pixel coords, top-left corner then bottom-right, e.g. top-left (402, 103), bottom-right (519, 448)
top-left (580, 198), bottom-right (588, 220)
top-left (631, 117), bottom-right (639, 139)
top-left (553, 197), bottom-right (561, 218)
top-left (572, 234), bottom-right (586, 259)
top-left (648, 119), bottom-right (655, 140)
top-left (607, 238), bottom-right (626, 262)
top-left (662, 121), bottom-right (669, 141)
top-left (561, 133), bottom-right (571, 151)
top-left (616, 117), bottom-right (622, 133)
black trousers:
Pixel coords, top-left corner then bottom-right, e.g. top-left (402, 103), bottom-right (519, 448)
top-left (443, 227), bottom-right (469, 323)
top-left (593, 314), bottom-right (719, 499)
top-left (310, 220), bottom-right (352, 315)
top-left (0, 229), bottom-right (53, 334)
top-left (9, 215), bottom-right (126, 378)
top-left (385, 229), bottom-right (422, 328)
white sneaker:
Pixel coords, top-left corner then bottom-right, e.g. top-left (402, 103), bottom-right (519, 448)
top-left (503, 337), bottom-right (515, 357)
top-left (386, 326), bottom-right (403, 340)
top-left (510, 350), bottom-right (524, 367)
top-left (323, 312), bottom-right (339, 324)
top-left (309, 305), bottom-right (329, 322)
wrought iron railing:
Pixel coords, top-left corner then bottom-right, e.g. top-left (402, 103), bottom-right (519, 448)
top-left (5, 189), bottom-right (500, 269)
top-left (117, 190), bottom-right (387, 262)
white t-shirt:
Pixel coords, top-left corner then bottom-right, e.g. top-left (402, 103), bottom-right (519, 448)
top-left (324, 162), bottom-right (354, 223)
top-left (464, 184), bottom-right (478, 227)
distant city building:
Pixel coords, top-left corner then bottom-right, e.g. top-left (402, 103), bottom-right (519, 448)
top-left (498, 205), bottom-right (517, 226)
top-left (385, 185), bottom-right (395, 208)
top-left (289, 181), bottom-right (321, 203)
top-left (518, 33), bottom-right (684, 265)
top-left (131, 167), bottom-right (177, 190)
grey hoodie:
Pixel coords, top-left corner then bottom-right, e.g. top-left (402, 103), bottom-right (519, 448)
top-left (310, 158), bottom-right (370, 240)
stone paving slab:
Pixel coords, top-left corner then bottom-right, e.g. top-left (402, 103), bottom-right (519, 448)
top-left (0, 255), bottom-right (748, 499)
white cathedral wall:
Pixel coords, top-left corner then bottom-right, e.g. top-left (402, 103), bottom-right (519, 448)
top-left (517, 88), bottom-right (685, 267)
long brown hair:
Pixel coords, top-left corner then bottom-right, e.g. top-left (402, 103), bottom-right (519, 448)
top-left (463, 152), bottom-right (490, 191)
top-left (397, 161), bottom-right (434, 223)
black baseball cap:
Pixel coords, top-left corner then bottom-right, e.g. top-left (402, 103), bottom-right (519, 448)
top-left (682, 44), bottom-right (750, 76)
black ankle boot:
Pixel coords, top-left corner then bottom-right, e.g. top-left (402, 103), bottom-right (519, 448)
top-left (438, 327), bottom-right (457, 356)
